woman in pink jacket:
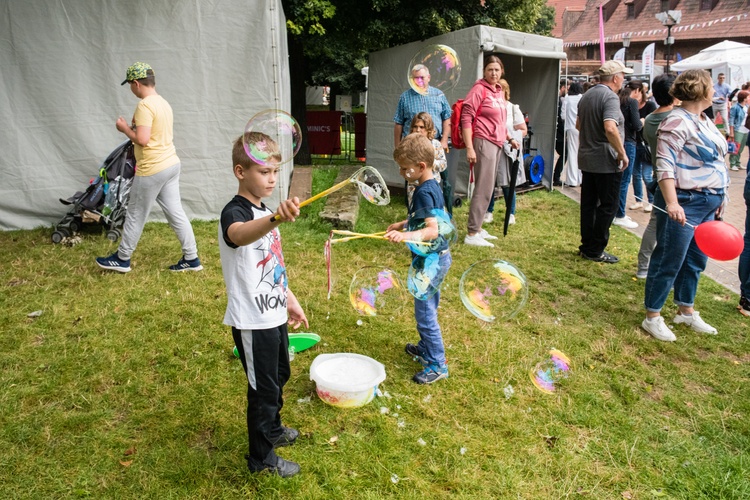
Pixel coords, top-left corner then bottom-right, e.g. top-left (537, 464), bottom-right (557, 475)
top-left (461, 55), bottom-right (519, 247)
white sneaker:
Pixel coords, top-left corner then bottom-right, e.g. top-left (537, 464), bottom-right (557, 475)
top-left (613, 216), bottom-right (639, 229)
top-left (479, 229), bottom-right (498, 240)
top-left (673, 311), bottom-right (717, 335)
top-left (635, 269), bottom-right (648, 279)
top-left (629, 202), bottom-right (643, 210)
top-left (483, 212), bottom-right (494, 223)
top-left (508, 214), bottom-right (516, 225)
top-left (731, 166), bottom-right (740, 171)
top-left (643, 203), bottom-right (653, 213)
top-left (464, 233), bottom-right (494, 247)
top-left (641, 316), bottom-right (676, 342)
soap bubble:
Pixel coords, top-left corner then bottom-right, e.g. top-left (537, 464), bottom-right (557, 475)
top-left (459, 260), bottom-right (528, 321)
top-left (353, 166), bottom-right (390, 206)
top-left (406, 208), bottom-right (457, 257)
top-left (349, 267), bottom-right (405, 316)
top-left (408, 252), bottom-right (451, 301)
top-left (530, 349), bottom-right (571, 394)
top-left (408, 44), bottom-right (461, 96)
top-left (242, 109), bottom-right (301, 166)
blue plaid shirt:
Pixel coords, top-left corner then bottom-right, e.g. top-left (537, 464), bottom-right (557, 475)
top-left (393, 87), bottom-right (452, 140)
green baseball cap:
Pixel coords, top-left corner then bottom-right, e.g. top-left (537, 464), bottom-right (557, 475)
top-left (121, 62), bottom-right (153, 85)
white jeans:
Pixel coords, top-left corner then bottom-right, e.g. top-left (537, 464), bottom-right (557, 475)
top-left (564, 129), bottom-right (582, 186)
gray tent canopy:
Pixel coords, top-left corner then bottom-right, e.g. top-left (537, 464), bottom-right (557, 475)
top-left (366, 25), bottom-right (566, 196)
top-left (0, 0), bottom-right (291, 231)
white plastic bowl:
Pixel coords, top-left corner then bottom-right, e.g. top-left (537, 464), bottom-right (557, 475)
top-left (310, 353), bottom-right (386, 408)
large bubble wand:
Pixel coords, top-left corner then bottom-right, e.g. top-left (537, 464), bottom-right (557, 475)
top-left (272, 165), bottom-right (389, 222)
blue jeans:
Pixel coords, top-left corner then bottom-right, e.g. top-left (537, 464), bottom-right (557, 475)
top-left (486, 187), bottom-right (516, 215)
top-left (738, 168), bottom-right (750, 298)
top-left (644, 189), bottom-right (723, 312)
top-left (617, 141), bottom-right (637, 218)
top-left (632, 143), bottom-right (654, 204)
top-left (414, 252), bottom-right (451, 366)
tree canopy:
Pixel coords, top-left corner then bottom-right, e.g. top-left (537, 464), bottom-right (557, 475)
top-left (280, 0), bottom-right (553, 163)
top-left (283, 0), bottom-right (553, 95)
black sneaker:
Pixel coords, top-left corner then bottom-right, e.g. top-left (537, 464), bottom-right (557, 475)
top-left (581, 251), bottom-right (619, 264)
top-left (739, 296), bottom-right (750, 317)
top-left (169, 256), bottom-right (203, 272)
top-left (405, 343), bottom-right (427, 365)
top-left (248, 456), bottom-right (300, 478)
top-left (270, 426), bottom-right (299, 448)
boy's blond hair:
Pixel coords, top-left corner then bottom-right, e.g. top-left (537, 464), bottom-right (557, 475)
top-left (232, 132), bottom-right (281, 169)
top-left (393, 133), bottom-right (434, 167)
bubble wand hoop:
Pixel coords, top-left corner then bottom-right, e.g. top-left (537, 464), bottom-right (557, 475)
top-left (272, 166), bottom-right (389, 222)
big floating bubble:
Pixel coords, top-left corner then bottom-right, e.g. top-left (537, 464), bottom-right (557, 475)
top-left (242, 109), bottom-right (302, 166)
top-left (408, 44), bottom-right (461, 96)
top-left (459, 260), bottom-right (529, 322)
top-left (349, 267), bottom-right (405, 316)
top-left (408, 252), bottom-right (451, 301)
top-left (529, 349), bottom-right (571, 394)
top-left (406, 208), bottom-right (457, 257)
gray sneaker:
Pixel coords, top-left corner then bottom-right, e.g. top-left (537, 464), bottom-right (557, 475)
top-left (641, 316), bottom-right (676, 342)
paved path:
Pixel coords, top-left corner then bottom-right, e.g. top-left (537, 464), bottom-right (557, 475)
top-left (557, 148), bottom-right (748, 295)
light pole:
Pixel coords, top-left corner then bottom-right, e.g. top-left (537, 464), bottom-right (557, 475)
top-left (622, 33), bottom-right (631, 67)
top-left (656, 10), bottom-right (681, 74)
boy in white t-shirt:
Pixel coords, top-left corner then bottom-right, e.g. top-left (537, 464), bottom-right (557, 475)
top-left (219, 133), bottom-right (308, 478)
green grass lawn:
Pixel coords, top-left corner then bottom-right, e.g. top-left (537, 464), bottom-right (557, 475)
top-left (1, 167), bottom-right (749, 498)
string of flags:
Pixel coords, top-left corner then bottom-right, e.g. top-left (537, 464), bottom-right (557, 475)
top-left (563, 12), bottom-right (750, 48)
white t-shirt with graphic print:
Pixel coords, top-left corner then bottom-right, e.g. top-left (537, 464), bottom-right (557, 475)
top-left (219, 195), bottom-right (288, 330)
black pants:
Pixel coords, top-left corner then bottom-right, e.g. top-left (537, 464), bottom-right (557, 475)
top-left (232, 324), bottom-right (290, 470)
top-left (579, 170), bottom-right (623, 257)
top-left (553, 136), bottom-right (565, 183)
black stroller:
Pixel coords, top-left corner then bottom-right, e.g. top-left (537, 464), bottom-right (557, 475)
top-left (52, 140), bottom-right (136, 244)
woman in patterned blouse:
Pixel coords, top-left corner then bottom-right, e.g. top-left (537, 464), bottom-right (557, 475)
top-left (641, 69), bottom-right (729, 342)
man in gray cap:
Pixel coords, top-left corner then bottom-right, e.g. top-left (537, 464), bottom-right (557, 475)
top-left (576, 60), bottom-right (632, 263)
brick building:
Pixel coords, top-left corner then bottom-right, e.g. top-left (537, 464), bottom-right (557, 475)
top-left (554, 0), bottom-right (750, 75)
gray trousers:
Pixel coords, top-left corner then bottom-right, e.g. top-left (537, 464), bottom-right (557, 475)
top-left (118, 162), bottom-right (198, 261)
top-left (712, 102), bottom-right (729, 134)
top-left (468, 138), bottom-right (501, 234)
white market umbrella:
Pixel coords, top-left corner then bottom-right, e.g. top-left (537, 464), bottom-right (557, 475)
top-left (671, 40), bottom-right (750, 71)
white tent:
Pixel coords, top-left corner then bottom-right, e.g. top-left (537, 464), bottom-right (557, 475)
top-left (366, 25), bottom-right (566, 195)
top-left (671, 40), bottom-right (750, 89)
top-left (0, 0), bottom-right (290, 231)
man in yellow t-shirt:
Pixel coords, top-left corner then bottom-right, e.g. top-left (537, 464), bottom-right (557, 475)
top-left (96, 62), bottom-right (201, 273)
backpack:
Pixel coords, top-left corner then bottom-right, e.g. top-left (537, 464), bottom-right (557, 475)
top-left (450, 100), bottom-right (468, 149)
top-left (450, 87), bottom-right (488, 149)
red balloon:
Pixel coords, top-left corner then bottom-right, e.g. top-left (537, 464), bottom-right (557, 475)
top-left (693, 221), bottom-right (744, 261)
